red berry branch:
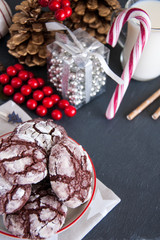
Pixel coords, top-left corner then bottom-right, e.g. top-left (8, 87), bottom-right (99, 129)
top-left (0, 64), bottom-right (76, 120)
top-left (38, 0), bottom-right (72, 21)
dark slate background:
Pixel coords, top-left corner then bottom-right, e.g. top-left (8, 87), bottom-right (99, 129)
top-left (1, 0), bottom-right (160, 239)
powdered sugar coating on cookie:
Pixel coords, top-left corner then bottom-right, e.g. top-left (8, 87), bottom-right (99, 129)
top-left (3, 182), bottom-right (68, 239)
top-left (11, 118), bottom-right (67, 153)
top-left (0, 173), bottom-right (31, 214)
top-left (49, 138), bottom-right (92, 208)
top-left (0, 139), bottom-right (47, 185)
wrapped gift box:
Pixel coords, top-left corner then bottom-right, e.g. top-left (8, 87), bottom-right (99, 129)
top-left (47, 26), bottom-right (110, 108)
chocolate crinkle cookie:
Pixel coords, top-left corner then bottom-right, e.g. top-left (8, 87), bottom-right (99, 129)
top-left (0, 173), bottom-right (31, 214)
top-left (10, 118), bottom-right (67, 153)
top-left (3, 181), bottom-right (68, 240)
top-left (0, 138), bottom-right (47, 185)
top-left (0, 118), bottom-right (93, 238)
top-left (49, 137), bottom-right (93, 208)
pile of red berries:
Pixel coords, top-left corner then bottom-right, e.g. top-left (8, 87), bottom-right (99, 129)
top-left (38, 0), bottom-right (72, 21)
top-left (0, 64), bottom-right (76, 120)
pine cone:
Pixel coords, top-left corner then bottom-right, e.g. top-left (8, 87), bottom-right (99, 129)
top-left (65, 0), bottom-right (121, 44)
top-left (7, 0), bottom-right (55, 67)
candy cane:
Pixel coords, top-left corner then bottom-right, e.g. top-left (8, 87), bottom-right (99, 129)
top-left (105, 8), bottom-right (151, 119)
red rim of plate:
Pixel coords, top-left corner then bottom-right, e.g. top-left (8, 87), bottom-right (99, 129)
top-left (0, 132), bottom-right (97, 239)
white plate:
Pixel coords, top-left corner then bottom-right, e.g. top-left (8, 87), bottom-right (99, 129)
top-left (0, 132), bottom-right (96, 240)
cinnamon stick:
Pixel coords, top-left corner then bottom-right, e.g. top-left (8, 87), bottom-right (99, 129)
top-left (152, 107), bottom-right (160, 120)
top-left (127, 88), bottom-right (160, 120)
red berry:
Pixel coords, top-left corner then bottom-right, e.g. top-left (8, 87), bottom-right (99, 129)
top-left (58, 99), bottom-right (69, 109)
top-left (64, 105), bottom-right (76, 117)
top-left (14, 63), bottom-right (24, 71)
top-left (50, 94), bottom-right (61, 104)
top-left (49, 0), bottom-right (61, 11)
top-left (36, 105), bottom-right (47, 117)
top-left (21, 85), bottom-right (32, 96)
top-left (55, 9), bottom-right (66, 21)
top-left (26, 99), bottom-right (37, 110)
top-left (36, 78), bottom-right (45, 87)
top-left (42, 97), bottom-right (54, 108)
top-left (0, 74), bottom-right (9, 84)
top-left (42, 86), bottom-right (53, 96)
top-left (13, 92), bottom-right (25, 104)
top-left (6, 66), bottom-right (17, 77)
top-left (63, 6), bottom-right (72, 17)
top-left (33, 90), bottom-right (44, 101)
top-left (38, 0), bottom-right (49, 7)
top-left (3, 85), bottom-right (14, 96)
top-left (18, 70), bottom-right (29, 81)
top-left (61, 0), bottom-right (70, 7)
top-left (28, 72), bottom-right (34, 79)
top-left (11, 77), bottom-right (22, 88)
top-left (28, 78), bottom-right (39, 89)
top-left (51, 109), bottom-right (62, 120)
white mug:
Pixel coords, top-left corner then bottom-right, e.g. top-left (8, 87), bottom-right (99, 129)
top-left (119, 0), bottom-right (160, 81)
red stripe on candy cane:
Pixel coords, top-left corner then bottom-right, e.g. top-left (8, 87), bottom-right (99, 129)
top-left (105, 8), bottom-right (151, 119)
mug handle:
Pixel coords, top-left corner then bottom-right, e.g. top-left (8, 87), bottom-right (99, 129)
top-left (111, 8), bottom-right (127, 48)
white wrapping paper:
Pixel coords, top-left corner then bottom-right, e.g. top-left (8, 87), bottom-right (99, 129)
top-left (0, 101), bottom-right (121, 240)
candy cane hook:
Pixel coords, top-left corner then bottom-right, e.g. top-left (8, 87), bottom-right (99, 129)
top-left (105, 8), bottom-right (151, 119)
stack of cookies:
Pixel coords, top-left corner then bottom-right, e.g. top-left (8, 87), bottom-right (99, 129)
top-left (0, 118), bottom-right (93, 239)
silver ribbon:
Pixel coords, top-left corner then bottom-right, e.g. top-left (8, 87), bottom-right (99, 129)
top-left (46, 22), bottom-right (124, 103)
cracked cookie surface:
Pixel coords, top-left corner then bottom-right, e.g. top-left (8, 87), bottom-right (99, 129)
top-left (3, 181), bottom-right (68, 239)
top-left (49, 138), bottom-right (92, 208)
top-left (0, 173), bottom-right (31, 214)
top-left (0, 138), bottom-right (47, 185)
top-left (10, 118), bottom-right (67, 153)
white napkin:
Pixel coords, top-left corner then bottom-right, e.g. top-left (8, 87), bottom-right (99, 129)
top-left (0, 100), bottom-right (31, 135)
top-left (0, 101), bottom-right (121, 240)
